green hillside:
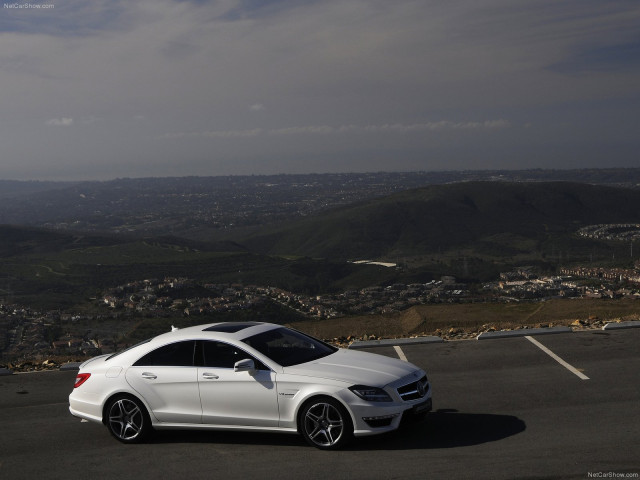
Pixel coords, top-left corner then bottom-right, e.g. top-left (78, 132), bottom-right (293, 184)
top-left (236, 181), bottom-right (640, 262)
top-left (0, 225), bottom-right (394, 309)
top-left (3, 181), bottom-right (640, 309)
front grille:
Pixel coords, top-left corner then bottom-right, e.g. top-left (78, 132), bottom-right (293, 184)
top-left (397, 375), bottom-right (429, 401)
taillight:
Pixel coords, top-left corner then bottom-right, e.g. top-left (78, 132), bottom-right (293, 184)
top-left (74, 373), bottom-right (91, 388)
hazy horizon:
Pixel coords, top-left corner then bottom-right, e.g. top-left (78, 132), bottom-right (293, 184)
top-left (2, 1), bottom-right (639, 181)
top-left (4, 166), bottom-right (640, 185)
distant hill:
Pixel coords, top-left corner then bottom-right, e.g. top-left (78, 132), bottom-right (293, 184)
top-left (1, 169), bottom-right (640, 237)
top-left (0, 225), bottom-right (245, 257)
top-left (0, 180), bottom-right (77, 199)
top-left (0, 224), bottom-right (394, 308)
top-left (0, 225), bottom-right (120, 257)
top-left (235, 182), bottom-right (640, 260)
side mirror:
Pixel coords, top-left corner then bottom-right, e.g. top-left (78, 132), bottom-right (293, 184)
top-left (234, 358), bottom-right (255, 372)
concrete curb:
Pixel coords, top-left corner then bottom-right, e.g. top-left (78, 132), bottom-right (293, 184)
top-left (349, 336), bottom-right (443, 349)
top-left (60, 362), bottom-right (82, 371)
top-left (603, 320), bottom-right (640, 330)
top-left (477, 326), bottom-right (572, 340)
top-left (0, 367), bottom-right (13, 376)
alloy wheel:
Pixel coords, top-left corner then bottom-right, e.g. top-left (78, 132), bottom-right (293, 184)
top-left (302, 400), bottom-right (349, 449)
top-left (108, 398), bottom-right (145, 442)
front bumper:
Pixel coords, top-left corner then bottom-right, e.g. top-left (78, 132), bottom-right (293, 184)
top-left (400, 397), bottom-right (432, 424)
top-left (350, 394), bottom-right (432, 436)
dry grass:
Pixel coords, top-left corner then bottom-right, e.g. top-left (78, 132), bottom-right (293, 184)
top-left (288, 298), bottom-right (640, 341)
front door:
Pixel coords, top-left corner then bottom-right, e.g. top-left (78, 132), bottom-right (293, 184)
top-left (198, 340), bottom-right (279, 427)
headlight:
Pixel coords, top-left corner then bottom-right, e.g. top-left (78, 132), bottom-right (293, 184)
top-left (349, 385), bottom-right (393, 402)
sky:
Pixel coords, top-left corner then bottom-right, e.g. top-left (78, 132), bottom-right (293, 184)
top-left (1, 0), bottom-right (639, 180)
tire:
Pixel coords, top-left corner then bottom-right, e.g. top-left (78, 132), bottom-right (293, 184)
top-left (299, 397), bottom-right (353, 450)
top-left (105, 395), bottom-right (152, 444)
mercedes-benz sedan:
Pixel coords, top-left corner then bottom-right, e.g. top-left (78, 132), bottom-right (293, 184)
top-left (69, 322), bottom-right (431, 449)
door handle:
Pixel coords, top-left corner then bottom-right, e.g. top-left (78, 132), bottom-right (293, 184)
top-left (202, 372), bottom-right (219, 380)
top-left (141, 372), bottom-right (157, 380)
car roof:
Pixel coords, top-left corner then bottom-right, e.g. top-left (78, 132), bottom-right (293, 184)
top-left (100, 322), bottom-right (284, 367)
top-left (149, 321), bottom-right (280, 344)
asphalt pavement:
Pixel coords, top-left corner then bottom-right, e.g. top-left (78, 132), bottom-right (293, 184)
top-left (1, 329), bottom-right (639, 480)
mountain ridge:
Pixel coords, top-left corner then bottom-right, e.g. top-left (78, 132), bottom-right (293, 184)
top-left (234, 181), bottom-right (640, 260)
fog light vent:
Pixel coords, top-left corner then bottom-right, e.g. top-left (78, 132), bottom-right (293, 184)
top-left (362, 413), bottom-right (399, 428)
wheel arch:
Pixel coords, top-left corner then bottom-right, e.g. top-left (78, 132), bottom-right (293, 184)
top-left (294, 393), bottom-right (355, 434)
top-left (101, 391), bottom-right (153, 425)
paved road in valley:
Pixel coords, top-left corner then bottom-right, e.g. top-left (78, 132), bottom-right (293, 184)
top-left (1, 329), bottom-right (639, 479)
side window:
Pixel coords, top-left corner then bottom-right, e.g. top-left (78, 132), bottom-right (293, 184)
top-left (201, 341), bottom-right (268, 370)
top-left (133, 341), bottom-right (195, 367)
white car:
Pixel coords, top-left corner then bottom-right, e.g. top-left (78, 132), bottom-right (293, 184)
top-left (69, 322), bottom-right (431, 449)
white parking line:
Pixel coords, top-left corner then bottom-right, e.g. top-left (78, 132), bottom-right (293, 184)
top-left (525, 336), bottom-right (590, 380)
top-left (394, 345), bottom-right (408, 362)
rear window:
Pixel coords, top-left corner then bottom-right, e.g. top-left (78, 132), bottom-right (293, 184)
top-left (106, 338), bottom-right (152, 361)
top-left (133, 341), bottom-right (196, 367)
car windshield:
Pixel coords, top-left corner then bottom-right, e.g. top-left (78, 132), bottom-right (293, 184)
top-left (242, 327), bottom-right (337, 367)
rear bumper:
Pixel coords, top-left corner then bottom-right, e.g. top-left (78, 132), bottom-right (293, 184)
top-left (69, 394), bottom-right (104, 424)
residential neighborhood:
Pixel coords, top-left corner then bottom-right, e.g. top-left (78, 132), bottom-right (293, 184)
top-left (577, 223), bottom-right (640, 241)
top-left (2, 262), bottom-right (639, 364)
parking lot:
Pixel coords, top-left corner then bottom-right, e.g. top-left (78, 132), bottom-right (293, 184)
top-left (1, 328), bottom-right (639, 479)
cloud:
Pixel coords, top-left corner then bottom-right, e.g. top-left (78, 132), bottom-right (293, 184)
top-left (548, 39), bottom-right (640, 74)
top-left (1, 1), bottom-right (639, 180)
top-left (271, 125), bottom-right (335, 135)
top-left (0, 0), bottom-right (138, 37)
top-left (202, 128), bottom-right (263, 138)
top-left (161, 120), bottom-right (511, 139)
top-left (161, 128), bottom-right (264, 139)
top-left (358, 120), bottom-right (512, 133)
top-left (80, 115), bottom-right (102, 124)
top-left (45, 117), bottom-right (73, 126)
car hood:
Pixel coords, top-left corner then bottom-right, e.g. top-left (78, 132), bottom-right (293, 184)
top-left (282, 348), bottom-right (420, 386)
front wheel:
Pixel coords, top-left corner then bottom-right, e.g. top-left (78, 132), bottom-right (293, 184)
top-left (300, 397), bottom-right (353, 450)
top-left (106, 395), bottom-right (152, 443)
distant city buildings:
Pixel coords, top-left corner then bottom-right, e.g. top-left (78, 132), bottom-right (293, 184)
top-left (578, 224), bottom-right (640, 241)
top-left (2, 264), bottom-right (640, 361)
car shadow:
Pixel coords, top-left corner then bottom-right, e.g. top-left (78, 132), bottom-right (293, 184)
top-left (151, 429), bottom-right (304, 447)
top-left (150, 409), bottom-right (525, 450)
top-left (353, 409), bottom-right (526, 450)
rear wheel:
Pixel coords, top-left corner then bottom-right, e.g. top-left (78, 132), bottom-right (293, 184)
top-left (300, 397), bottom-right (353, 450)
top-left (106, 396), bottom-right (152, 443)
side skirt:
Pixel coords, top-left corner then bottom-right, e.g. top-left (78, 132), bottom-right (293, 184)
top-left (151, 423), bottom-right (298, 434)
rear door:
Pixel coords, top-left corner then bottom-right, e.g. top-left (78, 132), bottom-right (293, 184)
top-left (125, 340), bottom-right (202, 424)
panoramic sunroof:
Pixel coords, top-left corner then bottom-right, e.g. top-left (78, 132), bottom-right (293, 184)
top-left (202, 322), bottom-right (263, 333)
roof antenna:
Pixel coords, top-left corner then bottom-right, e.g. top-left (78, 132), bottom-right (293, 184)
top-left (171, 325), bottom-right (179, 332)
